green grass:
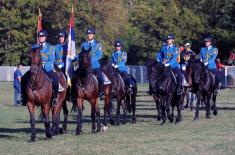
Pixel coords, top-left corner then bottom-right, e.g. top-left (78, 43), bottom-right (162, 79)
top-left (0, 82), bottom-right (235, 155)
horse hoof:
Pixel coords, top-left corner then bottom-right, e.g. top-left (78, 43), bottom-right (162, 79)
top-left (161, 122), bottom-right (165, 125)
top-left (109, 119), bottom-right (115, 126)
top-left (213, 110), bottom-right (218, 116)
top-left (28, 139), bottom-right (36, 143)
top-left (92, 129), bottom-right (96, 133)
top-left (205, 115), bottom-right (211, 119)
top-left (175, 118), bottom-right (180, 124)
top-left (46, 133), bottom-right (52, 139)
top-left (75, 131), bottom-right (81, 135)
top-left (194, 116), bottom-right (199, 121)
top-left (123, 121), bottom-right (126, 124)
top-left (131, 118), bottom-right (136, 124)
top-left (59, 128), bottom-right (64, 134)
top-left (157, 116), bottom-right (161, 121)
top-left (168, 117), bottom-right (174, 123)
top-left (101, 125), bottom-right (108, 132)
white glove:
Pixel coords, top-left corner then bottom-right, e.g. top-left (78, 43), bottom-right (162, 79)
top-left (204, 62), bottom-right (208, 66)
top-left (165, 63), bottom-right (170, 67)
top-left (114, 65), bottom-right (118, 68)
top-left (112, 63), bottom-right (115, 67)
top-left (181, 64), bottom-right (186, 71)
top-left (58, 64), bottom-right (63, 69)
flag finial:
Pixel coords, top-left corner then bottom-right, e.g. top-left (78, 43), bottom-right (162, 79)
top-left (39, 8), bottom-right (42, 16)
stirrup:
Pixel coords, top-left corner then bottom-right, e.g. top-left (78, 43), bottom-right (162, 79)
top-left (58, 83), bottom-right (65, 92)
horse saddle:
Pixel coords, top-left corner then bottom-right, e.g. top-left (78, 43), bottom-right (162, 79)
top-left (170, 70), bottom-right (188, 86)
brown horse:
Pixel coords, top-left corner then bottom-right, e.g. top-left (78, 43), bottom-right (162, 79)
top-left (24, 45), bottom-right (53, 142)
top-left (72, 47), bottom-right (101, 134)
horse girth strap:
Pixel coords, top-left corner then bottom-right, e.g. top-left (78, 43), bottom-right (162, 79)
top-left (169, 70), bottom-right (177, 84)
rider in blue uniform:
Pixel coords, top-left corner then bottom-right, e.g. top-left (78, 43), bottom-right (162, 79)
top-left (55, 30), bottom-right (68, 73)
top-left (38, 30), bottom-right (58, 105)
top-left (79, 28), bottom-right (104, 98)
top-left (111, 41), bottom-right (129, 83)
top-left (200, 35), bottom-right (219, 95)
top-left (156, 33), bottom-right (183, 95)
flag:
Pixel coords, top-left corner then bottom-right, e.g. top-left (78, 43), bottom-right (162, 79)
top-left (66, 6), bottom-right (76, 87)
top-left (37, 8), bottom-right (42, 43)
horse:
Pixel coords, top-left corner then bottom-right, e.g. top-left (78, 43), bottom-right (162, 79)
top-left (71, 46), bottom-right (101, 134)
top-left (148, 60), bottom-right (183, 125)
top-left (188, 59), bottom-right (218, 120)
top-left (22, 45), bottom-right (53, 142)
top-left (100, 56), bottom-right (127, 125)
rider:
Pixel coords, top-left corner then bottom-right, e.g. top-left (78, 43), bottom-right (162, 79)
top-left (38, 30), bottom-right (59, 105)
top-left (55, 30), bottom-right (68, 73)
top-left (200, 35), bottom-right (219, 95)
top-left (180, 42), bottom-right (195, 82)
top-left (79, 27), bottom-right (104, 99)
top-left (156, 33), bottom-right (183, 95)
top-left (111, 40), bottom-right (129, 84)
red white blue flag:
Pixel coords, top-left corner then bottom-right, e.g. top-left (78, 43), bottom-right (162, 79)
top-left (66, 6), bottom-right (76, 86)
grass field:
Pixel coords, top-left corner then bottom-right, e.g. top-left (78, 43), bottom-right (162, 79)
top-left (0, 82), bottom-right (235, 155)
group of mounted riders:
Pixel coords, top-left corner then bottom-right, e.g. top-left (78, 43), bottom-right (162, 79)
top-left (21, 26), bottom-right (219, 141)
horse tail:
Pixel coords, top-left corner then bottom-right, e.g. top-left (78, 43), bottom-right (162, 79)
top-left (21, 71), bottom-right (30, 106)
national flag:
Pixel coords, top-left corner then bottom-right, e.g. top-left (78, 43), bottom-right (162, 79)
top-left (37, 8), bottom-right (42, 43)
top-left (66, 6), bottom-right (76, 87)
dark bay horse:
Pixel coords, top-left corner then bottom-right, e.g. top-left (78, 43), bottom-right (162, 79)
top-left (188, 59), bottom-right (217, 120)
top-left (100, 56), bottom-right (127, 125)
top-left (148, 60), bottom-right (183, 124)
top-left (71, 47), bottom-right (101, 134)
top-left (23, 45), bottom-right (53, 142)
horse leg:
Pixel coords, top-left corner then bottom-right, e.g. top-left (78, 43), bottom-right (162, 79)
top-left (154, 95), bottom-right (161, 121)
top-left (42, 104), bottom-right (52, 139)
top-left (75, 98), bottom-right (83, 135)
top-left (161, 104), bottom-right (166, 125)
top-left (131, 94), bottom-right (136, 124)
top-left (62, 100), bottom-right (68, 132)
top-left (28, 102), bottom-right (36, 142)
top-left (194, 92), bottom-right (200, 120)
top-left (116, 99), bottom-right (121, 126)
top-left (122, 99), bottom-right (127, 124)
top-left (166, 97), bottom-right (174, 123)
top-left (205, 95), bottom-right (211, 119)
top-left (95, 98), bottom-right (101, 132)
top-left (91, 100), bottom-right (96, 133)
top-left (175, 97), bottom-right (183, 124)
top-left (212, 94), bottom-right (218, 116)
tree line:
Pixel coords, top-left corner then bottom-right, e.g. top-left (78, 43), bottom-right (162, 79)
top-left (0, 0), bottom-right (235, 66)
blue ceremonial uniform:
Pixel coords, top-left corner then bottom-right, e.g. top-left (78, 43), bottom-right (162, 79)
top-left (156, 44), bottom-right (180, 68)
top-left (200, 46), bottom-right (218, 70)
top-left (111, 50), bottom-right (128, 73)
top-left (40, 42), bottom-right (55, 72)
top-left (55, 43), bottom-right (68, 69)
top-left (79, 39), bottom-right (102, 69)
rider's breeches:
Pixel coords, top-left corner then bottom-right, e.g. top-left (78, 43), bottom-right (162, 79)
top-left (45, 70), bottom-right (59, 97)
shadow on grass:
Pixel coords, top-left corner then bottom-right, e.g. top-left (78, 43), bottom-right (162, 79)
top-left (0, 134), bottom-right (16, 139)
top-left (0, 128), bottom-right (44, 135)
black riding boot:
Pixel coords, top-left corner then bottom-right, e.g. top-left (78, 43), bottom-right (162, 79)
top-left (94, 69), bottom-right (104, 100)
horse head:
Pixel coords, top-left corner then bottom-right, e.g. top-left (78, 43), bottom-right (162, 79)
top-left (191, 59), bottom-right (206, 84)
top-left (29, 44), bottom-right (42, 74)
top-left (148, 60), bottom-right (166, 93)
top-left (79, 46), bottom-right (92, 69)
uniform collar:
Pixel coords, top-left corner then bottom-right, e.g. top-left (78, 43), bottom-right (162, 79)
top-left (167, 44), bottom-right (174, 48)
top-left (206, 45), bottom-right (212, 50)
top-left (88, 39), bottom-right (95, 44)
top-left (41, 42), bottom-right (46, 47)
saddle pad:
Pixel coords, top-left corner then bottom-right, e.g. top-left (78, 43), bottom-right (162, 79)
top-left (102, 72), bottom-right (112, 85)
